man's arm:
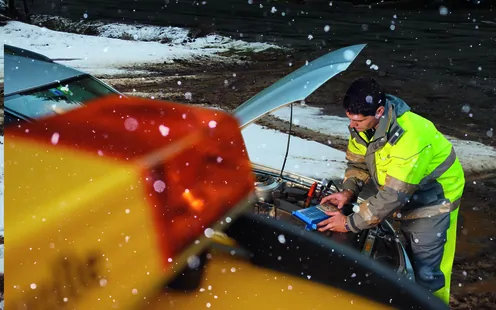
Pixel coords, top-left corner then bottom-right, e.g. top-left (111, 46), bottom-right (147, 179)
top-left (346, 140), bottom-right (433, 233)
top-left (342, 137), bottom-right (370, 199)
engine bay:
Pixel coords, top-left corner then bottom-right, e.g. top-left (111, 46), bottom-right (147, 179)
top-left (250, 171), bottom-right (411, 278)
top-left (252, 171), bottom-right (347, 222)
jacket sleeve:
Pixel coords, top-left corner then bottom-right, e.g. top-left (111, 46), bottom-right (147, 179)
top-left (347, 137), bottom-right (434, 233)
top-left (342, 136), bottom-right (370, 197)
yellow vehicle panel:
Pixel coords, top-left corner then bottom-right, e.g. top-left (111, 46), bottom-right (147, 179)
top-left (6, 138), bottom-right (164, 309)
top-left (5, 96), bottom-right (255, 309)
top-left (150, 249), bottom-right (391, 310)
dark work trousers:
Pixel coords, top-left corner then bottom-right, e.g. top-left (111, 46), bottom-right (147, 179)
top-left (399, 208), bottom-right (459, 304)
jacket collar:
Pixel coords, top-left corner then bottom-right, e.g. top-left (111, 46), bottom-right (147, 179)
top-left (372, 94), bottom-right (411, 143)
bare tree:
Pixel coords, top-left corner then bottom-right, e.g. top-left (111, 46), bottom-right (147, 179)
top-left (22, 0), bottom-right (31, 23)
top-left (5, 0), bottom-right (31, 22)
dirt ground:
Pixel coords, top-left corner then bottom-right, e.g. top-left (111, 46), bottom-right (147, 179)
top-left (100, 49), bottom-right (496, 308)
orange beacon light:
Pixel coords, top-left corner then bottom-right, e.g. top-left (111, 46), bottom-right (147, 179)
top-left (5, 95), bottom-right (255, 310)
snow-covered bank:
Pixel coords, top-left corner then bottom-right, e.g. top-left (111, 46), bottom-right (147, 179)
top-left (242, 124), bottom-right (347, 180)
top-left (1, 20), bottom-right (280, 77)
top-left (271, 105), bottom-right (496, 175)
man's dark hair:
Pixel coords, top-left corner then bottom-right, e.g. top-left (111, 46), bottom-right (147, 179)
top-left (343, 77), bottom-right (386, 116)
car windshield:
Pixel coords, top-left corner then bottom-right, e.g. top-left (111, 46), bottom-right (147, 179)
top-left (4, 75), bottom-right (119, 120)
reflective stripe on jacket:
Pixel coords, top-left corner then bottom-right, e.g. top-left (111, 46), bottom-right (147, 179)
top-left (342, 95), bottom-right (465, 232)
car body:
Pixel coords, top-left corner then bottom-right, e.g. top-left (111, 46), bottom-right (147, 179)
top-left (4, 44), bottom-right (442, 309)
top-left (3, 44), bottom-right (123, 126)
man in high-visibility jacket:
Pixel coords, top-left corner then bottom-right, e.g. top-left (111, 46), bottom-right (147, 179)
top-left (317, 77), bottom-right (465, 304)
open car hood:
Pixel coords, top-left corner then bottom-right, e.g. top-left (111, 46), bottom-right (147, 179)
top-left (233, 44), bottom-right (366, 128)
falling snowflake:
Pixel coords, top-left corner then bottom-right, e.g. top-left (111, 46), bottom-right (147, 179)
top-left (439, 6), bottom-right (449, 16)
top-left (51, 133), bottom-right (60, 145)
top-left (159, 125), bottom-right (170, 137)
top-left (343, 49), bottom-right (355, 61)
top-left (461, 104), bottom-right (470, 113)
top-left (204, 228), bottom-right (215, 238)
top-left (187, 255), bottom-right (201, 269)
top-left (153, 180), bottom-right (166, 193)
top-left (124, 117), bottom-right (139, 131)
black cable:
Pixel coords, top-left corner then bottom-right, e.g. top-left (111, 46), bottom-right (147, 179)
top-left (279, 102), bottom-right (293, 179)
top-left (329, 179), bottom-right (341, 193)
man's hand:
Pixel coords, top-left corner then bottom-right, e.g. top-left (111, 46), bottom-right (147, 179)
top-left (316, 211), bottom-right (348, 232)
top-left (320, 190), bottom-right (354, 209)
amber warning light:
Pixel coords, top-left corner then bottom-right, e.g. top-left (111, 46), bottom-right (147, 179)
top-left (5, 95), bottom-right (255, 309)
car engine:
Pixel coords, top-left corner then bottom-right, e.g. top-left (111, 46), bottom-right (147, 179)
top-left (249, 171), bottom-right (413, 281)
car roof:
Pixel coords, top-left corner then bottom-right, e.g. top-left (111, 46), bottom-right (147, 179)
top-left (4, 44), bottom-right (87, 96)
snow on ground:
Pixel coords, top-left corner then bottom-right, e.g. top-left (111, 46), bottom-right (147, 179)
top-left (1, 20), bottom-right (279, 77)
top-left (242, 124), bottom-right (347, 180)
top-left (271, 105), bottom-right (496, 175)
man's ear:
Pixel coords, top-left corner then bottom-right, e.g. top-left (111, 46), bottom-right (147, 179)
top-left (375, 106), bottom-right (385, 118)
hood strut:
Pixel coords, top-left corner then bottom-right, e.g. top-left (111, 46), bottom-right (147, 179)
top-left (278, 102), bottom-right (293, 180)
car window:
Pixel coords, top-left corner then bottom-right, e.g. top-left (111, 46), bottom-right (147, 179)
top-left (4, 75), bottom-right (120, 120)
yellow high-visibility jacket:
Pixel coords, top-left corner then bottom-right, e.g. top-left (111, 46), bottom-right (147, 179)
top-left (343, 95), bottom-right (465, 232)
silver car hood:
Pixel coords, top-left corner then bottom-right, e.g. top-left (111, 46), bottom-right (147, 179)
top-left (233, 44), bottom-right (366, 128)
